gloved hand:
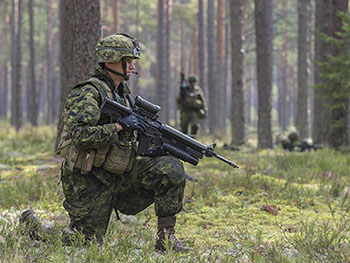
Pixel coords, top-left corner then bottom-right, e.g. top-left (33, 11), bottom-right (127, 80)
top-left (117, 115), bottom-right (149, 133)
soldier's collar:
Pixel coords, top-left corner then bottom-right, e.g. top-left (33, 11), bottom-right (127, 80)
top-left (95, 66), bottom-right (116, 89)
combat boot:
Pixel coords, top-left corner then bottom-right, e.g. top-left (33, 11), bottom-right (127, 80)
top-left (20, 209), bottom-right (43, 241)
top-left (155, 215), bottom-right (189, 253)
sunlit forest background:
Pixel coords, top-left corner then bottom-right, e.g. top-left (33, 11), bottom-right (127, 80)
top-left (1, 0), bottom-right (350, 262)
top-left (1, 0), bottom-right (349, 149)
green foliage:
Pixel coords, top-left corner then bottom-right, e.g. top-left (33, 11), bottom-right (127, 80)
top-left (1, 127), bottom-right (350, 262)
top-left (318, 13), bottom-right (350, 105)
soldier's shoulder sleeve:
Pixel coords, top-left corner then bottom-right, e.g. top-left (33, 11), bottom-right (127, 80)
top-left (195, 85), bottom-right (208, 111)
top-left (66, 83), bottom-right (119, 149)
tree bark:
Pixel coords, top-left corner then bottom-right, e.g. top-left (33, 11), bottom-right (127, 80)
top-left (10, 0), bottom-right (16, 126)
top-left (313, 0), bottom-right (333, 145)
top-left (254, 0), bottom-right (274, 149)
top-left (216, 0), bottom-right (225, 131)
top-left (296, 0), bottom-right (311, 138)
top-left (156, 0), bottom-right (168, 122)
top-left (198, 0), bottom-right (206, 95)
top-left (46, 0), bottom-right (55, 124)
top-left (278, 0), bottom-right (288, 132)
top-left (329, 0), bottom-right (348, 148)
top-left (56, 0), bottom-right (100, 151)
top-left (113, 0), bottom-right (120, 33)
top-left (230, 0), bottom-right (246, 146)
top-left (166, 0), bottom-right (172, 122)
top-left (0, 65), bottom-right (8, 118)
top-left (0, 14), bottom-right (9, 118)
top-left (12, 0), bottom-right (23, 131)
top-left (28, 0), bottom-right (38, 126)
top-left (207, 0), bottom-right (216, 133)
top-left (190, 27), bottom-right (198, 75)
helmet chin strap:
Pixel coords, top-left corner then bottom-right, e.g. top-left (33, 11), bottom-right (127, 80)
top-left (100, 59), bottom-right (129, 81)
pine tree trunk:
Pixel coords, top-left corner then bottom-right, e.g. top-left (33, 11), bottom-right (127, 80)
top-left (313, 0), bottom-right (333, 145)
top-left (198, 0), bottom-right (205, 95)
top-left (216, 0), bottom-right (225, 132)
top-left (131, 0), bottom-right (141, 97)
top-left (156, 0), bottom-right (168, 122)
top-left (113, 0), bottom-right (120, 33)
top-left (46, 0), bottom-right (55, 124)
top-left (14, 0), bottom-right (23, 131)
top-left (230, 0), bottom-right (246, 146)
top-left (10, 0), bottom-right (16, 126)
top-left (166, 0), bottom-right (172, 122)
top-left (278, 0), bottom-right (288, 132)
top-left (190, 28), bottom-right (198, 75)
top-left (198, 0), bottom-right (207, 132)
top-left (254, 0), bottom-right (273, 149)
top-left (56, 0), bottom-right (100, 151)
top-left (28, 0), bottom-right (38, 126)
top-left (329, 0), bottom-right (348, 148)
top-left (296, 0), bottom-right (311, 138)
top-left (207, 0), bottom-right (216, 133)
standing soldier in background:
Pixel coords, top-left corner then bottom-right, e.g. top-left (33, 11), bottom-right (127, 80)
top-left (176, 74), bottom-right (207, 138)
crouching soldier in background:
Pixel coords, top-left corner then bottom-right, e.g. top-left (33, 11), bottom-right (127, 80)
top-left (21, 33), bottom-right (189, 253)
top-left (176, 74), bottom-right (207, 138)
top-left (276, 130), bottom-right (321, 152)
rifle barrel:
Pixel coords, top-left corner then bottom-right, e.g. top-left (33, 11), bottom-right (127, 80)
top-left (215, 153), bottom-right (240, 169)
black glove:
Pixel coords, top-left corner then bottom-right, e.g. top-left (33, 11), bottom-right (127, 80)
top-left (117, 115), bottom-right (149, 133)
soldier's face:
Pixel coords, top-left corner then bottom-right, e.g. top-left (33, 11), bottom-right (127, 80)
top-left (124, 57), bottom-right (136, 77)
top-left (105, 57), bottom-right (135, 81)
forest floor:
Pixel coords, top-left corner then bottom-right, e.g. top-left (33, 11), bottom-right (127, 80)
top-left (1, 121), bottom-right (350, 262)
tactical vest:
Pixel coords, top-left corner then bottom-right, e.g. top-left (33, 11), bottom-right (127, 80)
top-left (182, 86), bottom-right (204, 110)
top-left (57, 77), bottom-right (137, 175)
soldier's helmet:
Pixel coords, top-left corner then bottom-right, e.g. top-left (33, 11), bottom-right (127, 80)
top-left (95, 33), bottom-right (141, 63)
top-left (288, 130), bottom-right (300, 142)
top-left (188, 74), bottom-right (197, 83)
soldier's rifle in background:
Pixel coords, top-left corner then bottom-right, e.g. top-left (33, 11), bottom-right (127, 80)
top-left (179, 72), bottom-right (188, 106)
top-left (294, 141), bottom-right (322, 152)
top-left (101, 96), bottom-right (240, 170)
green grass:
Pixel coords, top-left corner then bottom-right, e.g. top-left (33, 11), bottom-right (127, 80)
top-left (1, 121), bottom-right (350, 262)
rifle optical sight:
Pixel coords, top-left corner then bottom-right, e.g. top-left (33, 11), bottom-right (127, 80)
top-left (135, 96), bottom-right (161, 115)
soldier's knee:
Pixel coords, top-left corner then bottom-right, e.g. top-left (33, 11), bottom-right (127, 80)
top-left (155, 156), bottom-right (186, 185)
top-left (191, 124), bottom-right (199, 135)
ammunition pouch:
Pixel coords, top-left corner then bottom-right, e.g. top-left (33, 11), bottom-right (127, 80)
top-left (103, 140), bottom-right (137, 174)
top-left (57, 77), bottom-right (137, 175)
top-left (63, 139), bottom-right (136, 175)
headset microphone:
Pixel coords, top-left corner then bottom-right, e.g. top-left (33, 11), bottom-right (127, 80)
top-left (132, 71), bottom-right (138, 75)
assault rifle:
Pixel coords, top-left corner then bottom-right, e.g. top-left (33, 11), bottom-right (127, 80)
top-left (179, 72), bottom-right (188, 105)
top-left (294, 141), bottom-right (322, 152)
top-left (101, 96), bottom-right (239, 169)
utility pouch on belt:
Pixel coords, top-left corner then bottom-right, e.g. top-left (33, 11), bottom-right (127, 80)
top-left (66, 146), bottom-right (95, 174)
top-left (93, 144), bottom-right (110, 167)
top-left (103, 140), bottom-right (136, 174)
top-left (81, 150), bottom-right (96, 174)
top-left (66, 146), bottom-right (79, 171)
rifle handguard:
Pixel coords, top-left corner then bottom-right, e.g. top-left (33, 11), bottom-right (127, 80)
top-left (163, 143), bottom-right (199, 166)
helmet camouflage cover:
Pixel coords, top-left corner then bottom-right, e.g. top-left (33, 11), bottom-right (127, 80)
top-left (95, 33), bottom-right (141, 63)
top-left (288, 131), bottom-right (299, 142)
top-left (188, 74), bottom-right (197, 83)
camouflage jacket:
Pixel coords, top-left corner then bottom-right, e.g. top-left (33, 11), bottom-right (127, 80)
top-left (176, 85), bottom-right (208, 112)
top-left (65, 67), bottom-right (132, 150)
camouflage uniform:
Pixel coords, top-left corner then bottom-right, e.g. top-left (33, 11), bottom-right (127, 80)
top-left (176, 75), bottom-right (207, 136)
top-left (21, 33), bottom-right (189, 252)
top-left (60, 66), bottom-right (186, 242)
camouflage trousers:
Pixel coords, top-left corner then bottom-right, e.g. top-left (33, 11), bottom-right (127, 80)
top-left (61, 155), bottom-right (186, 242)
top-left (180, 109), bottom-right (200, 135)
